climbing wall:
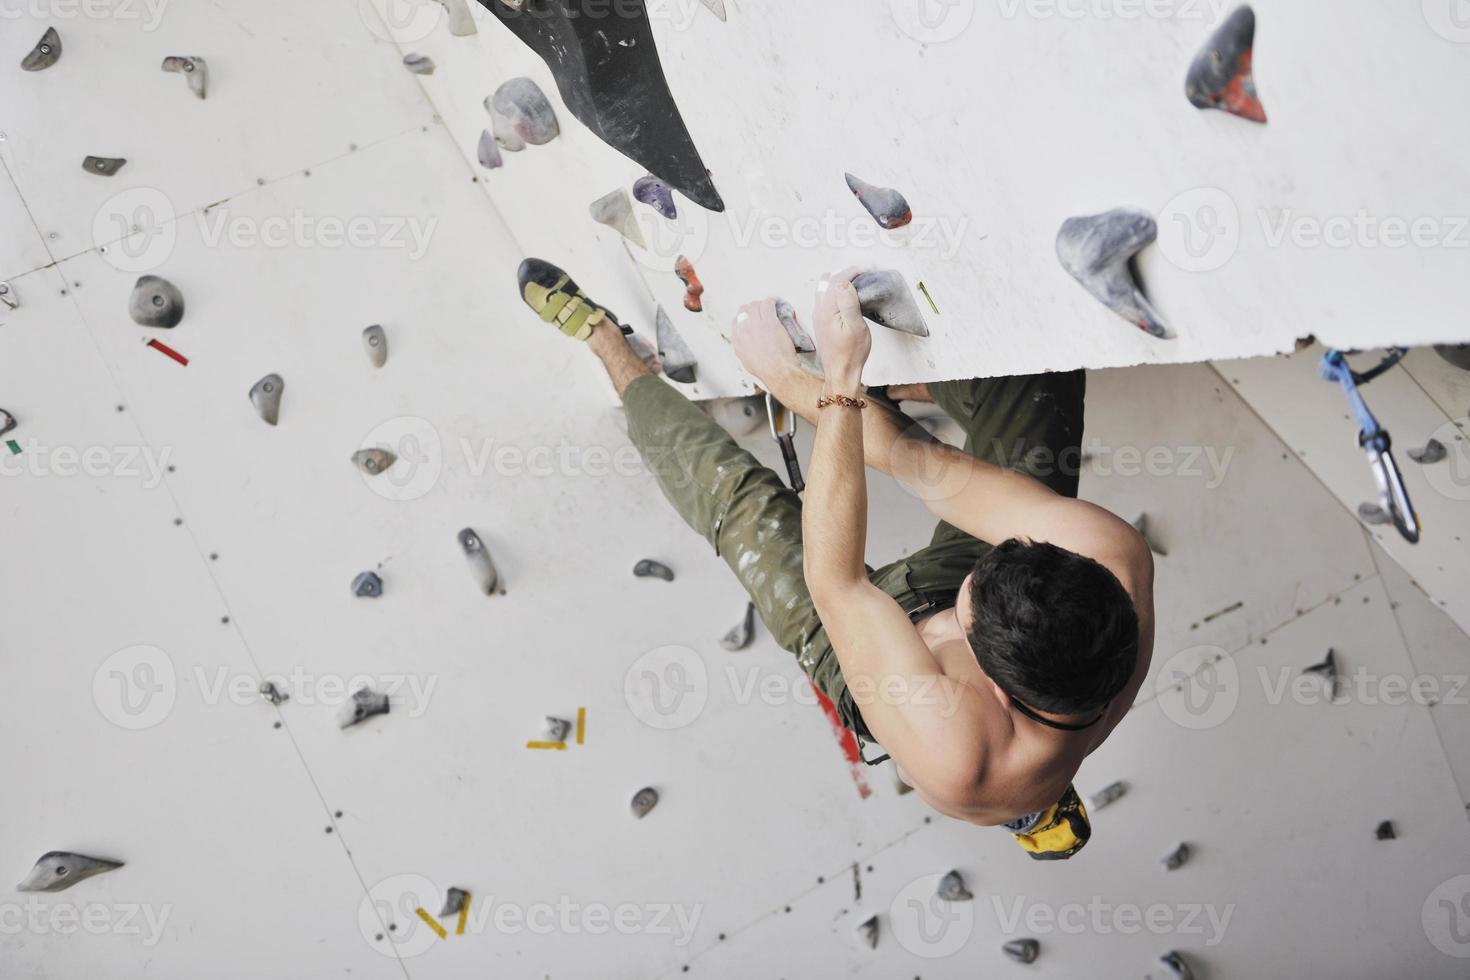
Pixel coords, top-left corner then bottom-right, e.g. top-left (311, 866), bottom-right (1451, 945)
top-left (4, 3), bottom-right (1470, 980)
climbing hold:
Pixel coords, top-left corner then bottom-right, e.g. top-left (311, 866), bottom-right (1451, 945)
top-left (339, 686), bottom-right (390, 729)
top-left (259, 681), bottom-right (288, 705)
top-left (17, 852), bottom-right (123, 893)
top-left (1434, 344), bottom-right (1470, 371)
top-left (845, 173), bottom-right (912, 231)
top-left (1303, 649), bottom-right (1340, 699)
top-left (936, 870), bottom-right (973, 902)
top-left (630, 787), bottom-right (659, 818)
top-left (633, 175), bottom-right (677, 220)
top-left (633, 559), bottom-right (675, 582)
top-left (1003, 939), bottom-right (1041, 964)
top-left (626, 331), bottom-right (661, 372)
top-left (857, 915), bottom-right (879, 950)
top-left (589, 189), bottom-right (647, 249)
top-left (1162, 842), bottom-right (1192, 871)
top-left (161, 56), bottom-right (208, 99)
top-left (1089, 780), bottom-right (1128, 811)
top-left (1057, 208), bottom-right (1172, 339)
top-left (1408, 439), bottom-right (1447, 465)
top-left (1375, 820), bottom-right (1397, 841)
top-left (352, 571), bottom-right (384, 598)
top-left (476, 129), bottom-right (503, 169)
top-left (699, 0), bottom-right (727, 21)
top-left (459, 527), bottom-right (503, 595)
top-left (774, 299), bottom-right (816, 353)
top-left (706, 397), bottom-right (763, 437)
top-left (1186, 5), bottom-right (1267, 123)
top-left (0, 409), bottom-right (15, 438)
top-left (674, 256), bottom-right (704, 313)
top-left (655, 307), bottom-right (698, 384)
top-left (83, 156), bottom-right (127, 177)
top-left (128, 275), bottom-right (185, 329)
top-left (517, 257), bottom-right (627, 341)
top-left (440, 887), bottom-right (470, 917)
top-left (0, 281), bottom-right (17, 310)
top-left (486, 77), bottom-right (559, 150)
top-left (403, 53), bottom-right (436, 75)
top-left (720, 602), bottom-right (756, 651)
top-left (853, 270), bottom-right (929, 337)
top-left (362, 324), bottom-right (388, 368)
top-left (21, 27), bottom-right (61, 71)
top-left (1132, 514), bottom-right (1169, 557)
top-left (249, 374), bottom-right (284, 426)
top-left (1358, 501), bottom-right (1391, 526)
top-left (1159, 950), bottom-right (1196, 980)
top-left (351, 448), bottom-right (398, 476)
top-left (544, 717), bottom-right (572, 743)
top-left (435, 0), bottom-right (478, 35)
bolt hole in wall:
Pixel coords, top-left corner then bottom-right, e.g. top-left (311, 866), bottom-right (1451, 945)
top-left (1, 2), bottom-right (1468, 979)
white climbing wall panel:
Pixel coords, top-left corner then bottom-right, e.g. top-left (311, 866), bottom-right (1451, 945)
top-left (3, 3), bottom-right (1470, 980)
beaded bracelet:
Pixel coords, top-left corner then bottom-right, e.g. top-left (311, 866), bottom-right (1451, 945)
top-left (817, 394), bottom-right (867, 410)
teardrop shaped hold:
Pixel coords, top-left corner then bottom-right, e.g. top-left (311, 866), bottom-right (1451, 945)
top-left (403, 53), bottom-right (436, 75)
top-left (486, 77), bottom-right (559, 150)
top-left (129, 275), bottom-right (185, 328)
top-left (1003, 939), bottom-right (1040, 964)
top-left (339, 686), bottom-right (390, 729)
top-left (633, 558), bottom-right (675, 582)
top-left (249, 374), bottom-right (284, 425)
top-left (844, 173), bottom-right (912, 230)
top-left (654, 308), bottom-right (698, 384)
top-left (21, 27), bottom-right (61, 71)
top-left (351, 448), bottom-right (398, 476)
top-left (477, 129), bottom-right (504, 169)
top-left (632, 175), bottom-right (677, 220)
top-left (362, 324), bottom-right (388, 367)
top-left (83, 156), bottom-right (127, 177)
top-left (1186, 5), bottom-right (1267, 123)
top-left (630, 786), bottom-right (659, 818)
top-left (459, 527), bottom-right (503, 595)
top-left (589, 189), bottom-right (647, 248)
top-left (674, 256), bottom-right (704, 312)
top-left (17, 851), bottom-right (124, 893)
top-left (852, 270), bottom-right (929, 337)
top-left (1056, 208), bottom-right (1173, 339)
top-left (1162, 841), bottom-right (1192, 871)
top-left (161, 56), bottom-right (208, 99)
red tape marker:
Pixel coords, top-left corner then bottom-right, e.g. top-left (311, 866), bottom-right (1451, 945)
top-left (146, 338), bottom-right (189, 366)
top-left (814, 689), bottom-right (872, 800)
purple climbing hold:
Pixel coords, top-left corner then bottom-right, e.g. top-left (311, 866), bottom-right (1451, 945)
top-left (633, 175), bottom-right (678, 220)
top-left (1186, 5), bottom-right (1267, 123)
top-left (1057, 208), bottom-right (1173, 339)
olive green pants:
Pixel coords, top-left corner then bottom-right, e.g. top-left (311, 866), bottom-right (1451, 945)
top-left (623, 370), bottom-right (1086, 735)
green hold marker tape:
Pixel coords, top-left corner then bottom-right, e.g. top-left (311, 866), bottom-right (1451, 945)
top-left (6, 440), bottom-right (20, 455)
top-left (917, 281), bottom-right (940, 315)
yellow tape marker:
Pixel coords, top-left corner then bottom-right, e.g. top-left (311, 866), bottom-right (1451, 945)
top-left (576, 706), bottom-right (586, 745)
top-left (456, 893), bottom-right (471, 935)
top-left (415, 907), bottom-right (447, 940)
top-left (525, 740), bottom-right (567, 751)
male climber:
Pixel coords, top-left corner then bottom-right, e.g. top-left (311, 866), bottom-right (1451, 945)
top-left (518, 259), bottom-right (1155, 859)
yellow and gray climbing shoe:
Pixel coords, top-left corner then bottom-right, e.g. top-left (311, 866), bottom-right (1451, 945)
top-left (517, 258), bottom-right (627, 341)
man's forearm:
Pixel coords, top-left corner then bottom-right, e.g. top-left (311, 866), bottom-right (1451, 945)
top-left (801, 382), bottom-right (870, 594)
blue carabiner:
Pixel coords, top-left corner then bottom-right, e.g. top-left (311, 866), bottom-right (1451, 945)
top-left (1319, 350), bottom-right (1421, 544)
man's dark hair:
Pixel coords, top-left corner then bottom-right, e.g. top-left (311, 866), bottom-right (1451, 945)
top-left (966, 538), bottom-right (1139, 717)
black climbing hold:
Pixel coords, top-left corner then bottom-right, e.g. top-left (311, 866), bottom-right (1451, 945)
top-left (856, 915), bottom-right (879, 950)
top-left (845, 173), bottom-right (912, 230)
top-left (351, 448), bottom-right (398, 476)
top-left (352, 571), bottom-right (384, 598)
top-left (936, 870), bottom-right (973, 901)
top-left (1162, 842), bottom-right (1191, 871)
top-left (631, 786), bottom-right (659, 818)
top-left (363, 324), bottom-right (388, 368)
top-left (459, 527), bottom-right (503, 595)
top-left (129, 275), bottom-right (185, 328)
top-left (1003, 938), bottom-right (1040, 964)
top-left (1057, 208), bottom-right (1172, 339)
top-left (633, 558), bottom-right (675, 582)
top-left (259, 680), bottom-right (288, 705)
top-left (1303, 649), bottom-right (1339, 698)
top-left (1408, 439), bottom-right (1447, 465)
top-left (477, 129), bottom-right (504, 169)
top-left (83, 156), bottom-right (127, 177)
top-left (17, 852), bottom-right (123, 893)
top-left (590, 189), bottom-right (647, 248)
top-left (0, 409), bottom-right (17, 438)
top-left (249, 374), bottom-right (284, 426)
top-left (1089, 781), bottom-right (1128, 811)
top-left (161, 56), bottom-right (208, 99)
top-left (675, 256), bottom-right (704, 313)
top-left (1375, 820), bottom-right (1397, 841)
top-left (440, 887), bottom-right (470, 917)
top-left (655, 307), bottom-right (698, 384)
top-left (475, 0), bottom-right (723, 211)
top-left (1160, 950), bottom-right (1196, 980)
top-left (720, 602), bottom-right (755, 651)
top-left (633, 175), bottom-right (677, 220)
top-left (403, 53), bottom-right (436, 75)
top-left (1186, 5), bottom-right (1267, 123)
top-left (853, 270), bottom-right (929, 337)
top-left (21, 27), bottom-right (61, 71)
top-left (339, 686), bottom-right (390, 729)
top-left (486, 77), bottom-right (559, 150)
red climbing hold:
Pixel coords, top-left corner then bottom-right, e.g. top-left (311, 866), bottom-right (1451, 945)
top-left (674, 255), bottom-right (704, 313)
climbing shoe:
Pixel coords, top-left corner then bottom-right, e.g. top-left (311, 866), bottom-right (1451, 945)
top-left (517, 258), bottom-right (628, 341)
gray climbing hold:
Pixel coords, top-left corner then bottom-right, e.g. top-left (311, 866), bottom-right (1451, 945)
top-left (1162, 842), bottom-right (1191, 871)
top-left (21, 27), bottom-right (61, 71)
top-left (857, 915), bottom-right (879, 950)
top-left (436, 0), bottom-right (478, 35)
top-left (936, 870), bottom-right (973, 902)
top-left (1408, 439), bottom-right (1447, 465)
top-left (352, 571), bottom-right (384, 598)
top-left (1159, 950), bottom-right (1196, 980)
top-left (259, 681), bottom-right (288, 705)
top-left (486, 77), bottom-right (559, 150)
top-left (655, 307), bottom-right (698, 384)
top-left (1132, 514), bottom-right (1168, 557)
top-left (1358, 501), bottom-right (1391, 526)
top-left (699, 0), bottom-right (727, 20)
top-left (633, 175), bottom-right (677, 220)
top-left (0, 409), bottom-right (15, 438)
top-left (634, 559), bottom-right (675, 582)
top-left (161, 56), bottom-right (208, 99)
top-left (853, 270), bottom-right (929, 337)
top-left (128, 275), bottom-right (185, 328)
top-left (590, 189), bottom-right (647, 248)
top-left (774, 299), bottom-right (816, 353)
top-left (1186, 5), bottom-right (1266, 123)
top-left (1089, 780), bottom-right (1128, 811)
top-left (845, 173), bottom-right (912, 230)
top-left (631, 786), bottom-right (659, 818)
top-left (249, 374), bottom-right (284, 426)
top-left (459, 527), bottom-right (502, 595)
top-left (362, 324), bottom-right (388, 368)
top-left (476, 129), bottom-right (504, 169)
top-left (1057, 208), bottom-right (1172, 339)
top-left (544, 717), bottom-right (572, 743)
top-left (1434, 344), bottom-right (1470, 371)
top-left (1375, 820), bottom-right (1396, 841)
top-left (17, 852), bottom-right (123, 893)
top-left (83, 156), bottom-right (127, 177)
top-left (351, 448), bottom-right (398, 476)
top-left (1003, 938), bottom-right (1040, 964)
top-left (440, 887), bottom-right (470, 917)
top-left (403, 53), bottom-right (436, 75)
top-left (339, 686), bottom-right (390, 728)
top-left (0, 281), bottom-right (17, 310)
top-left (626, 331), bottom-right (661, 372)
top-left (720, 602), bottom-right (756, 651)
